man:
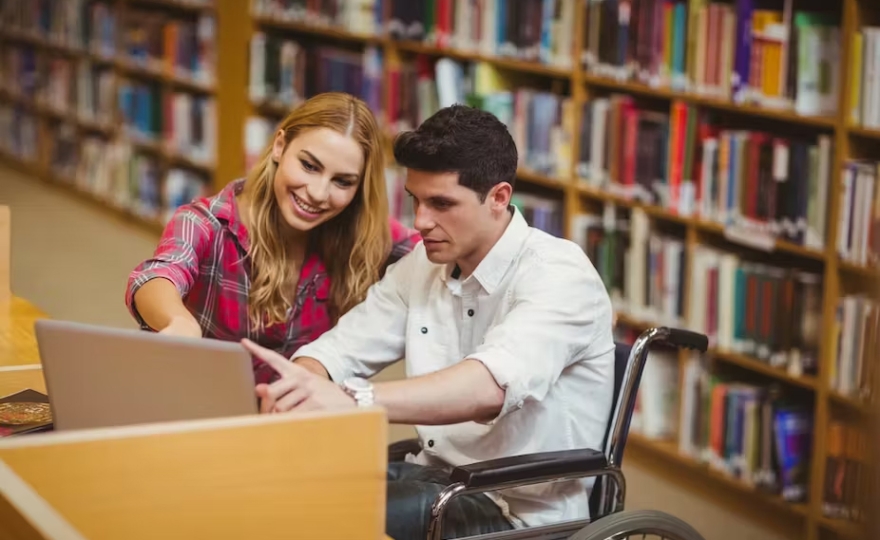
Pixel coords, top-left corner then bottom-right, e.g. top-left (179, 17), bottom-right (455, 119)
top-left (243, 104), bottom-right (615, 539)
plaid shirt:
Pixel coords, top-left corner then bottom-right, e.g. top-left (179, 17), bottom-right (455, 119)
top-left (125, 179), bottom-right (420, 384)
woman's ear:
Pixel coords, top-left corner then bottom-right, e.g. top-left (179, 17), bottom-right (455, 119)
top-left (271, 129), bottom-right (287, 164)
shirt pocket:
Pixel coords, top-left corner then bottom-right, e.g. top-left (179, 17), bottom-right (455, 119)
top-left (405, 306), bottom-right (451, 378)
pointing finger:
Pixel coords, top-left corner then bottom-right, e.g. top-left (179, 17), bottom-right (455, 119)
top-left (241, 339), bottom-right (293, 374)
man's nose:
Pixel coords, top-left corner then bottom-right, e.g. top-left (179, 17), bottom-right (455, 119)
top-left (413, 205), bottom-right (435, 232)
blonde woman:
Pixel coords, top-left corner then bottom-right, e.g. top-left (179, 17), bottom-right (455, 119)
top-left (125, 92), bottom-right (419, 384)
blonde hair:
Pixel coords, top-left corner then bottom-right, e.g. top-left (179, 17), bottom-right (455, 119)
top-left (240, 92), bottom-right (391, 328)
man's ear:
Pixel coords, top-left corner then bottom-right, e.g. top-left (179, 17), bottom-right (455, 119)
top-left (271, 129), bottom-right (287, 164)
top-left (487, 182), bottom-right (513, 211)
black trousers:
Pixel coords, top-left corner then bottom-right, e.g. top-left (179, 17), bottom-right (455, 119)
top-left (386, 461), bottom-right (515, 540)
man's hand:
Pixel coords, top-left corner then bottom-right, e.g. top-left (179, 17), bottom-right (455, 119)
top-left (241, 339), bottom-right (356, 414)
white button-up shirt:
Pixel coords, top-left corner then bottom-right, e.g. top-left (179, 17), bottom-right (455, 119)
top-left (294, 207), bottom-right (615, 529)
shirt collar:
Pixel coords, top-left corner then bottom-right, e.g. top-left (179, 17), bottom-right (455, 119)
top-left (443, 206), bottom-right (530, 294)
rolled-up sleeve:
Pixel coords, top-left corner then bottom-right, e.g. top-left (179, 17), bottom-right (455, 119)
top-left (125, 205), bottom-right (214, 329)
top-left (292, 243), bottom-right (419, 382)
top-left (467, 245), bottom-right (613, 423)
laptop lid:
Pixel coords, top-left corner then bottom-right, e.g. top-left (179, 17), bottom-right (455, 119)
top-left (34, 320), bottom-right (258, 431)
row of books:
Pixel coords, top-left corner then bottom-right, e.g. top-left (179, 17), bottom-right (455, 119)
top-left (689, 244), bottom-right (821, 377)
top-left (614, 323), bottom-right (814, 504)
top-left (578, 96), bottom-right (834, 250)
top-left (117, 78), bottom-right (216, 165)
top-left (248, 38), bottom-right (573, 180)
top-left (388, 57), bottom-right (571, 178)
top-left (823, 418), bottom-right (869, 522)
top-left (46, 125), bottom-right (209, 223)
top-left (585, 0), bottom-right (840, 117)
top-left (248, 35), bottom-right (383, 114)
top-left (831, 294), bottom-right (878, 403)
top-left (252, 0), bottom-right (844, 120)
top-left (626, 339), bottom-right (680, 440)
top-left (574, 207), bottom-right (823, 378)
top-left (838, 159), bottom-right (880, 268)
top-left (247, 37), bottom-right (842, 255)
top-left (253, 0), bottom-right (578, 70)
top-left (122, 6), bottom-right (216, 85)
top-left (572, 207), bottom-right (687, 327)
top-left (252, 0), bottom-right (384, 37)
top-left (0, 0), bottom-right (117, 58)
top-left (1, 45), bottom-right (115, 126)
top-left (388, 0), bottom-right (576, 69)
top-left (849, 26), bottom-right (880, 129)
top-left (0, 100), bottom-right (208, 223)
top-left (678, 357), bottom-right (813, 503)
top-left (0, 104), bottom-right (38, 162)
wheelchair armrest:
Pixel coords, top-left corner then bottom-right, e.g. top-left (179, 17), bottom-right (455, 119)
top-left (388, 438), bottom-right (422, 462)
top-left (450, 448), bottom-right (607, 490)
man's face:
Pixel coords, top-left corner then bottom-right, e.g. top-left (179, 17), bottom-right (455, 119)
top-left (405, 170), bottom-right (494, 267)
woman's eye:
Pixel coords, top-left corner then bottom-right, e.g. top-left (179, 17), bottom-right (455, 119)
top-left (334, 178), bottom-right (356, 188)
top-left (300, 159), bottom-right (317, 172)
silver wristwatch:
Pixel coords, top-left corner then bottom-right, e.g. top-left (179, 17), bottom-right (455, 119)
top-left (342, 377), bottom-right (374, 407)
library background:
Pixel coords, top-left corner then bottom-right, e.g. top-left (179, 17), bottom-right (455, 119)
top-left (0, 0), bottom-right (877, 539)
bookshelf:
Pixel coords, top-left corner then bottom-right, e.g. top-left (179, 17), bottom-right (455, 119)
top-left (0, 0), bottom-right (227, 232)
top-left (1, 1), bottom-right (877, 539)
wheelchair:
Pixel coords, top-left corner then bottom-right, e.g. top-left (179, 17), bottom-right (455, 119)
top-left (387, 326), bottom-right (710, 540)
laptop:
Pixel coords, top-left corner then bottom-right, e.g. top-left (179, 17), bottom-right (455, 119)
top-left (33, 320), bottom-right (258, 431)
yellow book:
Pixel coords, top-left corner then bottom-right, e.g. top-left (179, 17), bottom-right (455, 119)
top-left (473, 61), bottom-right (507, 95)
top-left (851, 31), bottom-right (864, 125)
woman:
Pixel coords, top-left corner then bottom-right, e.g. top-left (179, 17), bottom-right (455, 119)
top-left (125, 92), bottom-right (419, 384)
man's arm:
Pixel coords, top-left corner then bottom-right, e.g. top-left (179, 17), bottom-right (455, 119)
top-left (374, 247), bottom-right (613, 426)
top-left (252, 244), bottom-right (612, 425)
top-left (294, 357), bottom-right (330, 379)
top-left (290, 245), bottom-right (419, 382)
top-left (371, 360), bottom-right (505, 424)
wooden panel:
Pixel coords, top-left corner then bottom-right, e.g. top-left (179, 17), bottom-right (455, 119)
top-left (0, 460), bottom-right (85, 540)
top-left (214, 0), bottom-right (250, 188)
top-left (0, 298), bottom-right (47, 368)
top-left (0, 366), bottom-right (46, 398)
top-left (0, 408), bottom-right (387, 540)
top-left (0, 206), bottom-right (8, 305)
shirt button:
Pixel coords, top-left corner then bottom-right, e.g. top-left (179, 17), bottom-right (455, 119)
top-left (467, 309), bottom-right (474, 317)
top-left (427, 439), bottom-right (435, 448)
top-left (420, 327), bottom-right (428, 334)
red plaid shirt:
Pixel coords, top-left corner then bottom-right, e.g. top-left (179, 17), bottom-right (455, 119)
top-left (125, 179), bottom-right (420, 384)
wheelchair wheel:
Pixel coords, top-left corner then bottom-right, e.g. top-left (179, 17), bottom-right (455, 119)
top-left (567, 509), bottom-right (705, 540)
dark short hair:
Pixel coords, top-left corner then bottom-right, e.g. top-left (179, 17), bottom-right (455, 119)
top-left (392, 104), bottom-right (518, 201)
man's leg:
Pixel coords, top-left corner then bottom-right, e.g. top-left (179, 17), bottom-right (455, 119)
top-left (386, 461), bottom-right (514, 540)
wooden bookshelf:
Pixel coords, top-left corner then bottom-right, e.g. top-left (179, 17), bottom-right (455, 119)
top-left (1, 1), bottom-right (877, 539)
top-left (0, 0), bottom-right (224, 232)
top-left (239, 2), bottom-right (876, 540)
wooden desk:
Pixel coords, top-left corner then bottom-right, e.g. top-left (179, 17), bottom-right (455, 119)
top-left (0, 296), bottom-right (47, 399)
top-left (0, 297), bottom-right (47, 367)
top-left (0, 296), bottom-right (47, 367)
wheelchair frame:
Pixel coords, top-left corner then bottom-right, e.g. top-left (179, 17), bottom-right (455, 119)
top-left (408, 326), bottom-right (709, 540)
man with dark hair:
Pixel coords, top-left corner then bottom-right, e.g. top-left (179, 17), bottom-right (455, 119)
top-left (393, 103), bottom-right (519, 201)
top-left (244, 104), bottom-right (615, 539)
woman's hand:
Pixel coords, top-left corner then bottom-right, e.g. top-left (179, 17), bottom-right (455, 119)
top-left (159, 315), bottom-right (202, 338)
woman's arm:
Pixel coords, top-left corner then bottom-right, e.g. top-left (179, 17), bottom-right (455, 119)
top-left (125, 206), bottom-right (214, 335)
top-left (132, 278), bottom-right (202, 337)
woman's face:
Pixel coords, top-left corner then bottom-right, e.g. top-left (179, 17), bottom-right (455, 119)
top-left (272, 127), bottom-right (364, 232)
